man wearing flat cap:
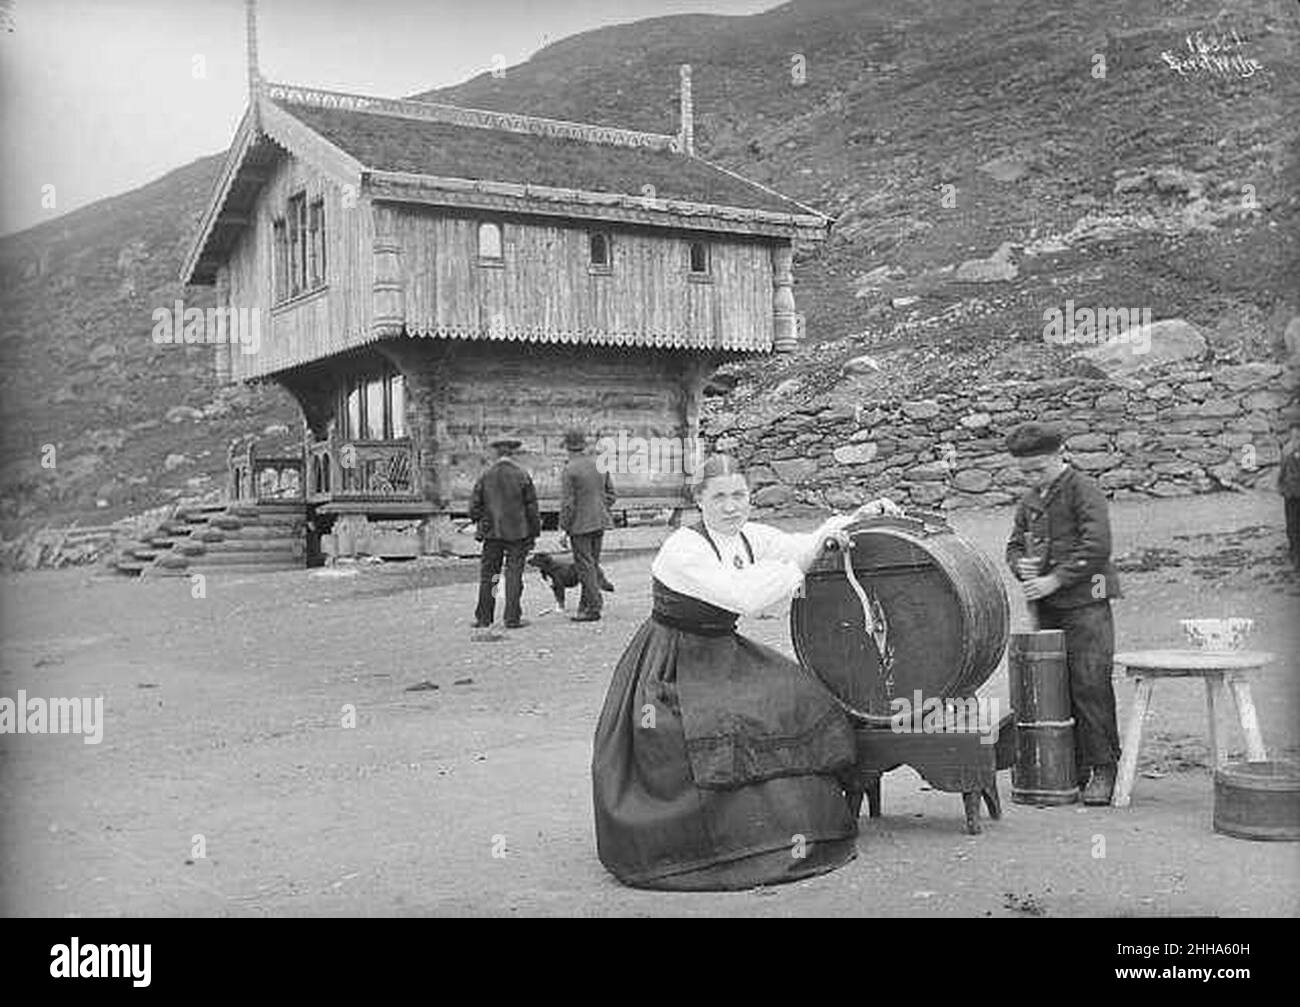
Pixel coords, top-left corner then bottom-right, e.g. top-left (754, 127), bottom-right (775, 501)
top-left (1005, 421), bottom-right (1122, 805)
top-left (560, 429), bottom-right (617, 622)
top-left (470, 433), bottom-right (541, 629)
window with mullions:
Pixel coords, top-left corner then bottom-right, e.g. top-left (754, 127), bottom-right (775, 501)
top-left (308, 198), bottom-right (325, 288)
top-left (272, 218), bottom-right (288, 301)
top-left (273, 191), bottom-right (327, 303)
top-left (340, 371), bottom-right (408, 441)
top-left (288, 193), bottom-right (306, 296)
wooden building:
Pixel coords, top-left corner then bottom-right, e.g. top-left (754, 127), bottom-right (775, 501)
top-left (181, 19), bottom-right (830, 554)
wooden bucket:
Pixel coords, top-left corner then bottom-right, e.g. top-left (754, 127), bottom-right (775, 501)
top-left (1213, 760), bottom-right (1300, 841)
top-left (790, 510), bottom-right (1009, 722)
top-left (1009, 630), bottom-right (1079, 806)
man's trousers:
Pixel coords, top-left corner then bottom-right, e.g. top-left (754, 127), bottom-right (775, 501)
top-left (1035, 600), bottom-right (1121, 782)
top-left (570, 530), bottom-right (605, 616)
top-left (476, 538), bottom-right (529, 626)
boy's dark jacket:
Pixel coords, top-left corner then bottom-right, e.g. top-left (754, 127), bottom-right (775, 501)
top-left (1006, 466), bottom-right (1122, 608)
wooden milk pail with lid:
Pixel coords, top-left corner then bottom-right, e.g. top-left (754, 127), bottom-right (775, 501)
top-left (1009, 630), bottom-right (1079, 805)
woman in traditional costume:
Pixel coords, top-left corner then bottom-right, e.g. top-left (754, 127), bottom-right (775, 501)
top-left (592, 455), bottom-right (901, 890)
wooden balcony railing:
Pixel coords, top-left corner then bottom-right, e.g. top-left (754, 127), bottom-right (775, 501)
top-left (228, 442), bottom-right (304, 502)
top-left (306, 437), bottom-right (417, 503)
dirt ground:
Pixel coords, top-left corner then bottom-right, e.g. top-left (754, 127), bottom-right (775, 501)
top-left (1, 491), bottom-right (1297, 918)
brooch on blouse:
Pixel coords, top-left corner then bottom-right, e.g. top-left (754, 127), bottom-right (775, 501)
top-left (733, 555), bottom-right (746, 569)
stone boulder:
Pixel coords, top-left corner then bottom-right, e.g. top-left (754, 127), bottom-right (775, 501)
top-left (771, 458), bottom-right (818, 483)
top-left (842, 354), bottom-right (882, 375)
top-left (953, 469), bottom-right (993, 493)
top-left (1066, 433), bottom-right (1111, 452)
top-left (905, 481), bottom-right (947, 505)
top-left (825, 489), bottom-right (864, 510)
top-left (753, 485), bottom-right (795, 508)
top-left (901, 399), bottom-right (941, 420)
top-left (978, 156), bottom-right (1030, 183)
top-left (165, 405), bottom-right (204, 423)
top-left (955, 242), bottom-right (1019, 283)
top-left (1285, 316), bottom-right (1300, 359)
top-left (1070, 318), bottom-right (1207, 377)
top-left (833, 443), bottom-right (878, 465)
top-left (1215, 363), bottom-right (1281, 392)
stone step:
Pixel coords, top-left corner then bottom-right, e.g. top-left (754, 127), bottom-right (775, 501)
top-left (146, 537), bottom-right (177, 549)
top-left (175, 541), bottom-right (208, 557)
top-left (139, 564), bottom-right (195, 579)
top-left (176, 505), bottom-right (227, 522)
top-left (185, 560), bottom-right (305, 576)
top-left (201, 537), bottom-right (301, 555)
top-left (227, 503), bottom-right (307, 520)
top-left (113, 559), bottom-right (147, 575)
top-left (158, 519), bottom-right (195, 535)
top-left (128, 546), bottom-right (160, 561)
top-left (210, 515), bottom-right (304, 533)
top-left (183, 550), bottom-right (301, 567)
top-left (205, 525), bottom-right (301, 542)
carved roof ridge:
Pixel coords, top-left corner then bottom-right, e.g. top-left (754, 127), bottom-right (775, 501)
top-left (262, 80), bottom-right (681, 153)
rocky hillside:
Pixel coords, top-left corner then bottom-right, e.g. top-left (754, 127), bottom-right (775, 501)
top-left (1, 0), bottom-right (1297, 535)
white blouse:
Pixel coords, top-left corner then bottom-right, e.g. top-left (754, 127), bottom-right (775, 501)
top-left (651, 522), bottom-right (820, 618)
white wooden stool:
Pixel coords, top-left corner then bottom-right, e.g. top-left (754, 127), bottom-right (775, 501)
top-left (1112, 649), bottom-right (1272, 808)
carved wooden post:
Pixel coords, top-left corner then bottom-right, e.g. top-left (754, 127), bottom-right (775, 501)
top-left (772, 242), bottom-right (798, 352)
top-left (214, 267), bottom-right (232, 384)
top-left (673, 354), bottom-right (711, 526)
top-left (372, 201), bottom-right (405, 338)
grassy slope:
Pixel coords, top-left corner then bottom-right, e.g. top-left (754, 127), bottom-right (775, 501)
top-left (1, 0), bottom-right (1296, 533)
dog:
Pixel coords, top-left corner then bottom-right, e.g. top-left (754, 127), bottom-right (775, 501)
top-left (528, 551), bottom-right (614, 609)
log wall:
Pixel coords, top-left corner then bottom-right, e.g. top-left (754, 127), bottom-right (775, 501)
top-left (378, 339), bottom-right (715, 510)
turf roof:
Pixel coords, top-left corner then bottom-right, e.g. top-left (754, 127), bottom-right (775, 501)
top-left (272, 99), bottom-right (812, 218)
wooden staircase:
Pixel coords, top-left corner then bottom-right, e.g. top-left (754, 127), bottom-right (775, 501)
top-left (111, 501), bottom-right (307, 577)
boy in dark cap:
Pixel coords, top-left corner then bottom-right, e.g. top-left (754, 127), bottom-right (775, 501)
top-left (1005, 422), bottom-right (1122, 805)
top-left (470, 433), bottom-right (541, 629)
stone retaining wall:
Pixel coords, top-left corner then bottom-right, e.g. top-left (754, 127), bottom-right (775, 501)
top-left (705, 360), bottom-right (1298, 511)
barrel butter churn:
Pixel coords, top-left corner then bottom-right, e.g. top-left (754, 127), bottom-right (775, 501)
top-left (790, 510), bottom-right (1009, 722)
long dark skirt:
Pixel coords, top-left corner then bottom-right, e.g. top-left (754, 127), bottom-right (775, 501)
top-left (592, 616), bottom-right (859, 890)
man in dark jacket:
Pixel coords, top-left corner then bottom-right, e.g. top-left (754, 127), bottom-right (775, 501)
top-left (1005, 422), bottom-right (1122, 805)
top-left (560, 429), bottom-right (616, 622)
top-left (1280, 424), bottom-right (1300, 570)
top-left (470, 434), bottom-right (541, 629)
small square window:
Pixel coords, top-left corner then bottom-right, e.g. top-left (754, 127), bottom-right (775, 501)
top-left (688, 240), bottom-right (710, 275)
top-left (478, 221), bottom-right (503, 262)
top-left (589, 231), bottom-right (611, 269)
